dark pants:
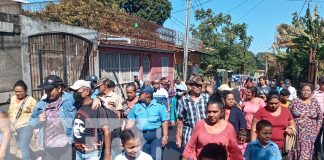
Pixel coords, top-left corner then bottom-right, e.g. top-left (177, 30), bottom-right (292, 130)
top-left (142, 128), bottom-right (163, 160)
top-left (44, 144), bottom-right (73, 160)
top-left (314, 123), bottom-right (324, 160)
top-left (15, 125), bottom-right (34, 160)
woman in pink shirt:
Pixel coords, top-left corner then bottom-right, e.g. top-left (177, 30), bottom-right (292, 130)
top-left (241, 86), bottom-right (266, 130)
top-left (183, 100), bottom-right (243, 160)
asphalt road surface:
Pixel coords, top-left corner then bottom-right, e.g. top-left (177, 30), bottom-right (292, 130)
top-left (163, 126), bottom-right (182, 160)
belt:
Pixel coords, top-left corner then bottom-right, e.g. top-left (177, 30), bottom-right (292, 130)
top-left (142, 128), bottom-right (158, 133)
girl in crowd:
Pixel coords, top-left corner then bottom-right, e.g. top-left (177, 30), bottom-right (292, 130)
top-left (289, 84), bottom-right (322, 160)
top-left (251, 92), bottom-right (296, 152)
top-left (182, 100), bottom-right (243, 160)
top-left (8, 80), bottom-right (37, 160)
top-left (237, 129), bottom-right (248, 157)
top-left (241, 86), bottom-right (266, 131)
top-left (222, 90), bottom-right (247, 134)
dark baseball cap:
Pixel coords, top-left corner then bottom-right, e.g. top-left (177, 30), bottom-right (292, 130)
top-left (40, 75), bottom-right (64, 90)
top-left (139, 85), bottom-right (154, 95)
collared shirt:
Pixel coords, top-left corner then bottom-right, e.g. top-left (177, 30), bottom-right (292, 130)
top-left (101, 91), bottom-right (122, 114)
top-left (177, 93), bottom-right (209, 146)
top-left (314, 89), bottom-right (324, 113)
top-left (153, 87), bottom-right (169, 108)
top-left (244, 139), bottom-right (282, 160)
top-left (128, 99), bottom-right (169, 131)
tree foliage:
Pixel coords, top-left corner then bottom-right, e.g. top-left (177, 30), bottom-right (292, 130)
top-left (273, 4), bottom-right (324, 85)
top-left (191, 9), bottom-right (256, 75)
top-left (116, 0), bottom-right (172, 25)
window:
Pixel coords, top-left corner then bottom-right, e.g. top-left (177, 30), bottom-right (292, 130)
top-left (100, 53), bottom-right (139, 84)
top-left (161, 57), bottom-right (169, 77)
top-left (143, 55), bottom-right (150, 81)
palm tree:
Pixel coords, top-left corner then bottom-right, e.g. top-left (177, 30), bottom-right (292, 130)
top-left (273, 4), bottom-right (324, 85)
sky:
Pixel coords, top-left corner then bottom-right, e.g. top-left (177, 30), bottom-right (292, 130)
top-left (27, 0), bottom-right (324, 54)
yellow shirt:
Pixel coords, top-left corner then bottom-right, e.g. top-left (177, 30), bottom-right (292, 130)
top-left (280, 101), bottom-right (290, 108)
top-left (8, 95), bottom-right (37, 129)
top-left (100, 91), bottom-right (122, 114)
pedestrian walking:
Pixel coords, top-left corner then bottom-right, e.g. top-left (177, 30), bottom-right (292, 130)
top-left (284, 79), bottom-right (297, 101)
top-left (70, 80), bottom-right (111, 160)
top-left (222, 90), bottom-right (247, 134)
top-left (176, 76), bottom-right (209, 149)
top-left (244, 120), bottom-right (282, 160)
top-left (314, 76), bottom-right (324, 159)
top-left (152, 78), bottom-right (171, 113)
top-left (0, 110), bottom-right (10, 160)
top-left (289, 83), bottom-right (323, 160)
top-left (182, 100), bottom-right (243, 160)
top-left (250, 92), bottom-right (296, 152)
top-left (241, 86), bottom-right (266, 131)
top-left (98, 79), bottom-right (123, 118)
top-left (114, 129), bottom-right (153, 160)
top-left (125, 85), bottom-right (169, 160)
top-left (29, 75), bottom-right (77, 160)
top-left (8, 80), bottom-right (37, 160)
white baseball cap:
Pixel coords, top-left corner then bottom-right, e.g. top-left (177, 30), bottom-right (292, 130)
top-left (70, 80), bottom-right (91, 90)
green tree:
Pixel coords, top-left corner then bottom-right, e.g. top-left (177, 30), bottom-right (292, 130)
top-left (191, 9), bottom-right (255, 74)
top-left (112, 0), bottom-right (172, 25)
top-left (273, 4), bottom-right (324, 84)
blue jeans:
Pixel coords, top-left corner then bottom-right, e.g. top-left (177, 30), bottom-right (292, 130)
top-left (16, 125), bottom-right (33, 160)
top-left (142, 128), bottom-right (163, 160)
top-left (76, 150), bottom-right (102, 160)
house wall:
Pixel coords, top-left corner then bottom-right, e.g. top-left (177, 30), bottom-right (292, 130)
top-left (20, 16), bottom-right (98, 95)
top-left (0, 10), bottom-right (21, 104)
top-left (98, 46), bottom-right (174, 98)
top-left (174, 50), bottom-right (201, 79)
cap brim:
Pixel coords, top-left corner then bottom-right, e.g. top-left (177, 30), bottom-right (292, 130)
top-left (40, 84), bottom-right (56, 90)
top-left (69, 85), bottom-right (81, 90)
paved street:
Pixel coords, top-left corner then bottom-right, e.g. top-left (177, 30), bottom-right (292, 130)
top-left (163, 126), bottom-right (181, 160)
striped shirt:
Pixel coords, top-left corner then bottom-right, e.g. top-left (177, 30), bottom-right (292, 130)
top-left (314, 89), bottom-right (324, 113)
top-left (177, 93), bottom-right (209, 146)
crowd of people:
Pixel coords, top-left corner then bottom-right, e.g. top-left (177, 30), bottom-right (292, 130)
top-left (0, 74), bottom-right (323, 160)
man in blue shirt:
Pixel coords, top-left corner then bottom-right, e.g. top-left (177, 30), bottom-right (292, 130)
top-left (244, 120), bottom-right (281, 160)
top-left (126, 85), bottom-right (169, 160)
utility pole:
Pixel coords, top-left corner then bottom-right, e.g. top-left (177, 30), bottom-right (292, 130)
top-left (183, 0), bottom-right (191, 81)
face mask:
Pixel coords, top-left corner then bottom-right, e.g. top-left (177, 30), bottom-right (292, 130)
top-left (73, 92), bottom-right (83, 103)
top-left (177, 91), bottom-right (183, 96)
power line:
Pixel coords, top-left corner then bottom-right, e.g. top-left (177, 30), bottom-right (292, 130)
top-left (235, 0), bottom-right (265, 22)
top-left (226, 0), bottom-right (249, 14)
top-left (172, 0), bottom-right (214, 14)
top-left (297, 0), bottom-right (307, 17)
top-left (171, 16), bottom-right (186, 26)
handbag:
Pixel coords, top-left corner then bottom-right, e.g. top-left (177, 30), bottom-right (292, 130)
top-left (283, 126), bottom-right (297, 153)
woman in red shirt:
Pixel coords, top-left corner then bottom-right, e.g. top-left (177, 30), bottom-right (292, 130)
top-left (250, 92), bottom-right (296, 151)
top-left (183, 100), bottom-right (243, 160)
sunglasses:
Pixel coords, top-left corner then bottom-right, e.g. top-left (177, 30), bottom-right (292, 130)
top-left (176, 89), bottom-right (184, 92)
top-left (152, 82), bottom-right (160, 84)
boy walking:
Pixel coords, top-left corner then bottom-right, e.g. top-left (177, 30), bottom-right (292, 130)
top-left (244, 120), bottom-right (281, 160)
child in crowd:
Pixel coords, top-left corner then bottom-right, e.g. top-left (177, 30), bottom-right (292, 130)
top-left (244, 120), bottom-right (281, 160)
top-left (237, 129), bottom-right (248, 157)
top-left (198, 143), bottom-right (227, 160)
top-left (279, 89), bottom-right (291, 108)
top-left (114, 129), bottom-right (152, 160)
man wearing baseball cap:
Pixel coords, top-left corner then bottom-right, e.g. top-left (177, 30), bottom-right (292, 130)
top-left (71, 80), bottom-right (111, 160)
top-left (125, 85), bottom-right (169, 160)
top-left (29, 75), bottom-right (77, 160)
